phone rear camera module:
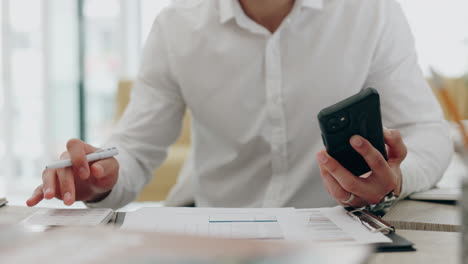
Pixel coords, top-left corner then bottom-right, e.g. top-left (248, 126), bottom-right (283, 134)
top-left (327, 118), bottom-right (341, 133)
top-left (326, 113), bottom-right (350, 133)
top-left (339, 114), bottom-right (350, 126)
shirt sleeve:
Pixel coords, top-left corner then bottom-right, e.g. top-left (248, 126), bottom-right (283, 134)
top-left (87, 17), bottom-right (186, 209)
top-left (364, 0), bottom-right (453, 199)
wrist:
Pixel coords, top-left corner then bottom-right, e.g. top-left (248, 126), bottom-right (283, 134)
top-left (395, 169), bottom-right (403, 196)
top-left (366, 191), bottom-right (399, 217)
top-left (86, 190), bottom-right (112, 204)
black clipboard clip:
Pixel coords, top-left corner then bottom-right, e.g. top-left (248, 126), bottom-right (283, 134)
top-left (345, 207), bottom-right (395, 234)
top-left (0, 198), bottom-right (7, 208)
top-left (345, 207), bottom-right (415, 252)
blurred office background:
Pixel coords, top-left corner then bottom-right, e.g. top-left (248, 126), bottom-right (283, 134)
top-left (0, 0), bottom-right (467, 202)
top-left (0, 0), bottom-right (171, 200)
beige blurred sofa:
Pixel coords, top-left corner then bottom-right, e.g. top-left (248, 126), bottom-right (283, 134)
top-left (431, 77), bottom-right (468, 120)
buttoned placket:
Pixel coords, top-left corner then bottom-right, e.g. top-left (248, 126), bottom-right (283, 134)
top-left (262, 29), bottom-right (290, 208)
top-left (229, 0), bottom-right (297, 207)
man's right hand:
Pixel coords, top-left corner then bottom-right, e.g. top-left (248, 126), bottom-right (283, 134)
top-left (26, 139), bottom-right (119, 206)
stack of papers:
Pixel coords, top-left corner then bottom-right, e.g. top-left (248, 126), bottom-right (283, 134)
top-left (121, 207), bottom-right (297, 240)
top-left (22, 208), bottom-right (114, 226)
top-left (19, 206), bottom-right (391, 246)
top-left (120, 206), bottom-right (391, 245)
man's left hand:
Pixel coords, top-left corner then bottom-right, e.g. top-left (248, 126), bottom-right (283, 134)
top-left (316, 128), bottom-right (407, 207)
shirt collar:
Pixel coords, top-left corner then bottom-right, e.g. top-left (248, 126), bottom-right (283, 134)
top-left (219, 0), bottom-right (324, 24)
top-left (302, 0), bottom-right (324, 9)
top-left (219, 0), bottom-right (235, 24)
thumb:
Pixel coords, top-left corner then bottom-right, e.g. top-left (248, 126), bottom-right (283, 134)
top-left (90, 158), bottom-right (119, 180)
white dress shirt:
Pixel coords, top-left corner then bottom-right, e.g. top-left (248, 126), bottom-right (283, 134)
top-left (90, 0), bottom-right (452, 209)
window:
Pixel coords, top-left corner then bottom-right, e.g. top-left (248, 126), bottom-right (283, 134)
top-left (2, 0), bottom-right (80, 199)
top-left (0, 0), bottom-right (5, 196)
top-left (82, 0), bottom-right (171, 145)
top-left (1, 0), bottom-right (172, 200)
top-left (397, 0), bottom-right (468, 77)
top-left (83, 0), bottom-right (122, 145)
top-left (48, 0), bottom-right (80, 156)
top-left (9, 0), bottom-right (46, 189)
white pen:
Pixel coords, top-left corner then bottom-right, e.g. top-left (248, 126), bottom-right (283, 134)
top-left (46, 147), bottom-right (119, 169)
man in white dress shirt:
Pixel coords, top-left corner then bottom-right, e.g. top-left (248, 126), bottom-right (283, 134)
top-left (28, 0), bottom-right (452, 209)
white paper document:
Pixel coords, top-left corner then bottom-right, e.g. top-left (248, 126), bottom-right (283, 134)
top-left (294, 207), bottom-right (391, 244)
top-left (121, 207), bottom-right (299, 240)
top-left (120, 206), bottom-right (391, 245)
top-left (22, 208), bottom-right (114, 226)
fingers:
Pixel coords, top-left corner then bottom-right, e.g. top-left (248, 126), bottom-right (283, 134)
top-left (316, 150), bottom-right (366, 196)
top-left (42, 169), bottom-right (56, 199)
top-left (66, 138), bottom-right (93, 180)
top-left (349, 135), bottom-right (399, 201)
top-left (57, 167), bottom-right (76, 206)
top-left (30, 139), bottom-right (108, 206)
top-left (319, 166), bottom-right (367, 207)
top-left (317, 132), bottom-right (405, 207)
top-left (90, 158), bottom-right (119, 179)
top-left (317, 150), bottom-right (387, 205)
top-left (383, 129), bottom-right (407, 164)
top-left (88, 158), bottom-right (119, 194)
top-left (350, 135), bottom-right (393, 180)
top-left (26, 185), bottom-right (44, 207)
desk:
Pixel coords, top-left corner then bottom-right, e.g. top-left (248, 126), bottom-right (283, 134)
top-left (3, 200), bottom-right (460, 232)
top-left (0, 225), bottom-right (372, 264)
top-left (0, 205), bottom-right (39, 225)
top-left (383, 200), bottom-right (460, 232)
top-left (368, 230), bottom-right (460, 264)
top-left (0, 205), bottom-right (462, 264)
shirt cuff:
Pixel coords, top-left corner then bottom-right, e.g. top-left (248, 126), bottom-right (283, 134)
top-left (398, 153), bottom-right (420, 200)
top-left (84, 180), bottom-right (125, 209)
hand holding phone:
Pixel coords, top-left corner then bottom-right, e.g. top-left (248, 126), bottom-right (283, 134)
top-left (317, 88), bottom-right (387, 176)
top-left (316, 88), bottom-right (407, 207)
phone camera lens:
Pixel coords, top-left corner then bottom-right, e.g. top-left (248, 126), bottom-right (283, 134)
top-left (327, 118), bottom-right (340, 133)
top-left (339, 113), bottom-right (350, 126)
top-left (326, 113), bottom-right (350, 133)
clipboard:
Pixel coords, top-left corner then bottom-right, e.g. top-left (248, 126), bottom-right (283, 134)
top-left (345, 207), bottom-right (415, 252)
top-left (0, 197), bottom-right (7, 208)
top-left (116, 208), bottom-right (414, 252)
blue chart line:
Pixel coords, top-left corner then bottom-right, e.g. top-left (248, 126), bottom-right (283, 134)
top-left (208, 215), bottom-right (279, 224)
top-left (209, 220), bottom-right (278, 223)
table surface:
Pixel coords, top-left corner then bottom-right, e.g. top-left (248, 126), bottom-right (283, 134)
top-left (383, 199), bottom-right (459, 232)
top-left (368, 229), bottom-right (460, 264)
top-left (0, 203), bottom-right (462, 264)
top-left (3, 199), bottom-right (460, 231)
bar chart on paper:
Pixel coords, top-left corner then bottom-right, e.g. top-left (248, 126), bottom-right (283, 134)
top-left (295, 207), bottom-right (391, 245)
top-left (204, 214), bottom-right (283, 239)
top-left (120, 208), bottom-right (298, 240)
top-left (303, 209), bottom-right (356, 243)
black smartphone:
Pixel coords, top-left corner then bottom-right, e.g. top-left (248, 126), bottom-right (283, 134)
top-left (317, 88), bottom-right (387, 176)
